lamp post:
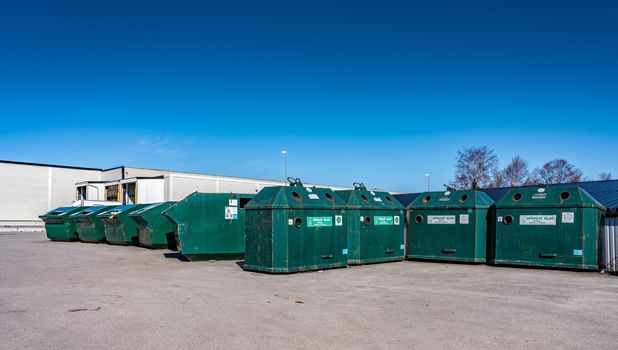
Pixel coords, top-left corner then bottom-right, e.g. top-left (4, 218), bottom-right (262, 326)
top-left (282, 149), bottom-right (287, 183)
top-left (425, 173), bottom-right (430, 191)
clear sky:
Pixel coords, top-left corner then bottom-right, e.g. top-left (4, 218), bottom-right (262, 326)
top-left (1, 1), bottom-right (616, 192)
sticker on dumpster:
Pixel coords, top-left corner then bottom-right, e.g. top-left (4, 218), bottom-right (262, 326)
top-left (427, 215), bottom-right (456, 224)
top-left (307, 216), bottom-right (332, 227)
top-left (370, 191), bottom-right (376, 195)
top-left (374, 216), bottom-right (394, 225)
top-left (229, 199), bottom-right (238, 206)
top-left (308, 194), bottom-right (319, 200)
top-left (374, 197), bottom-right (382, 202)
top-left (532, 193), bottom-right (547, 199)
top-left (497, 216), bottom-right (503, 222)
top-left (400, 244), bottom-right (405, 250)
top-left (306, 187), bottom-right (313, 193)
top-left (537, 188), bottom-right (546, 193)
top-left (394, 216), bottom-right (400, 225)
top-left (459, 214), bottom-right (469, 224)
top-left (288, 219), bottom-right (294, 226)
top-left (224, 206), bottom-right (238, 220)
top-left (335, 215), bottom-right (343, 226)
top-left (573, 249), bottom-right (583, 256)
top-left (342, 248), bottom-right (348, 255)
top-left (439, 197), bottom-right (450, 202)
top-left (562, 212), bottom-right (575, 224)
top-left (444, 191), bottom-right (451, 196)
top-left (519, 215), bottom-right (556, 225)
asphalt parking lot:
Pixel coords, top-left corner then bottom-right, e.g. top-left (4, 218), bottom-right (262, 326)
top-left (1, 231), bottom-right (617, 350)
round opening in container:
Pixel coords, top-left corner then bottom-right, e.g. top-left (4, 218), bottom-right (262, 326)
top-left (503, 215), bottom-right (514, 225)
top-left (294, 217), bottom-right (303, 228)
top-left (423, 195), bottom-right (431, 203)
top-left (560, 192), bottom-right (570, 201)
top-left (325, 192), bottom-right (334, 202)
top-left (512, 193), bottom-right (522, 201)
top-left (414, 215), bottom-right (423, 224)
top-left (459, 195), bottom-right (468, 203)
top-left (292, 191), bottom-right (301, 201)
top-left (361, 195), bottom-right (370, 203)
top-left (364, 216), bottom-right (371, 225)
top-left (386, 196), bottom-right (394, 203)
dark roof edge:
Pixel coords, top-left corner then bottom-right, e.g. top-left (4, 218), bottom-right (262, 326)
top-left (0, 159), bottom-right (103, 171)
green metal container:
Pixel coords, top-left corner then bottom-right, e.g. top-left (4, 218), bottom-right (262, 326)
top-left (71, 206), bottom-right (113, 243)
top-left (129, 202), bottom-right (178, 249)
top-left (99, 204), bottom-right (148, 245)
top-left (407, 189), bottom-right (494, 263)
top-left (244, 178), bottom-right (348, 273)
top-left (491, 186), bottom-right (605, 270)
top-left (39, 206), bottom-right (84, 241)
top-left (163, 193), bottom-right (254, 261)
top-left (335, 183), bottom-right (404, 265)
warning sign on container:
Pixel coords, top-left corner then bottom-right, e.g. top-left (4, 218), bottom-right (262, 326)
top-left (520, 215), bottom-right (556, 225)
top-left (224, 206), bottom-right (238, 220)
top-left (427, 215), bottom-right (456, 224)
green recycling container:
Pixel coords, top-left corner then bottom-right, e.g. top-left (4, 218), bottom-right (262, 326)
top-left (163, 193), bottom-right (254, 261)
top-left (490, 186), bottom-right (605, 270)
top-left (129, 202), bottom-right (178, 249)
top-left (39, 206), bottom-right (84, 241)
top-left (244, 178), bottom-right (348, 273)
top-left (335, 183), bottom-right (405, 265)
top-left (99, 204), bottom-right (148, 245)
top-left (71, 206), bottom-right (113, 243)
top-left (407, 189), bottom-right (494, 263)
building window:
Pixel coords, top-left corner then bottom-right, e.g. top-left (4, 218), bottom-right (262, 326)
top-left (106, 185), bottom-right (119, 202)
top-left (76, 186), bottom-right (87, 200)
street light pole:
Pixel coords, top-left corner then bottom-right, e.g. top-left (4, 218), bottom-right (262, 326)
top-left (425, 173), bottom-right (430, 191)
top-left (282, 149), bottom-right (287, 183)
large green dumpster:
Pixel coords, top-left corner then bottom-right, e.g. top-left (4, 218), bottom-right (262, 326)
top-left (491, 186), bottom-right (605, 270)
top-left (129, 202), bottom-right (177, 249)
top-left (71, 206), bottom-right (113, 243)
top-left (335, 183), bottom-right (404, 265)
top-left (99, 204), bottom-right (148, 245)
top-left (407, 189), bottom-right (494, 263)
top-left (39, 206), bottom-right (84, 241)
top-left (163, 193), bottom-right (254, 261)
top-left (244, 178), bottom-right (348, 273)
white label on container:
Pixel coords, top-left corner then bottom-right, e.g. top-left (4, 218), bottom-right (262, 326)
top-left (308, 194), bottom-right (319, 200)
top-left (428, 215), bottom-right (456, 224)
top-left (306, 187), bottom-right (312, 193)
top-left (342, 248), bottom-right (348, 255)
top-left (229, 199), bottom-right (238, 206)
top-left (374, 197), bottom-right (382, 202)
top-left (335, 215), bottom-right (343, 226)
top-left (460, 214), bottom-right (469, 224)
top-left (520, 215), bottom-right (556, 225)
top-left (288, 219), bottom-right (294, 225)
top-left (360, 216), bottom-right (364, 222)
top-left (562, 212), bottom-right (575, 224)
top-left (224, 206), bottom-right (238, 220)
top-left (573, 249), bottom-right (583, 256)
top-left (370, 191), bottom-right (376, 195)
top-left (400, 244), bottom-right (405, 250)
top-left (497, 216), bottom-right (503, 222)
top-left (394, 216), bottom-right (400, 225)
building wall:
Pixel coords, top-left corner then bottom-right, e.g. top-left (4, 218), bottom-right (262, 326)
top-left (136, 179), bottom-right (165, 203)
top-left (101, 168), bottom-right (123, 181)
top-left (0, 162), bottom-right (101, 225)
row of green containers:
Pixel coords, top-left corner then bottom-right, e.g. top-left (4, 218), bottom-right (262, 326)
top-left (40, 181), bottom-right (406, 273)
top-left (405, 186), bottom-right (605, 270)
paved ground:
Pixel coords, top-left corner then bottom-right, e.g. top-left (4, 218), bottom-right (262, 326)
top-left (1, 232), bottom-right (617, 350)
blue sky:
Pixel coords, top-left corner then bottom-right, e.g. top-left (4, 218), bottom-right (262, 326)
top-left (1, 0), bottom-right (616, 192)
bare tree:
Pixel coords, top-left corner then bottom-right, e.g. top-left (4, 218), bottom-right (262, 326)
top-left (599, 172), bottom-right (612, 180)
top-left (453, 146), bottom-right (499, 189)
top-left (500, 156), bottom-right (530, 187)
top-left (530, 159), bottom-right (583, 184)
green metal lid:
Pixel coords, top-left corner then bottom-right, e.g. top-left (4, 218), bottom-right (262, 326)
top-left (407, 189), bottom-right (494, 210)
top-left (495, 186), bottom-right (606, 210)
top-left (129, 201), bottom-right (177, 216)
top-left (96, 204), bottom-right (147, 218)
top-left (70, 206), bottom-right (112, 218)
top-left (39, 206), bottom-right (83, 219)
top-left (245, 186), bottom-right (346, 210)
top-left (334, 189), bottom-right (403, 210)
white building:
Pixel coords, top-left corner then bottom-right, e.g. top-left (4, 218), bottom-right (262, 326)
top-left (0, 160), bottom-right (352, 230)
